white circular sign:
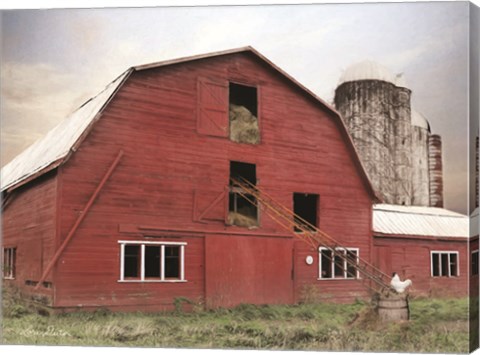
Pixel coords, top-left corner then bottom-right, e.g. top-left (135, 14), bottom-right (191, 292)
top-left (305, 255), bottom-right (314, 265)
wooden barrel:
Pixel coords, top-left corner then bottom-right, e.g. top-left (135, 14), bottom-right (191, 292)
top-left (377, 296), bottom-right (409, 321)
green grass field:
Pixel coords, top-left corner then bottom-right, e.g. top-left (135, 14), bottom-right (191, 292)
top-left (1, 292), bottom-right (471, 353)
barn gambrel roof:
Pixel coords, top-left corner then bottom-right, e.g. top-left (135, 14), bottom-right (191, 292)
top-left (1, 46), bottom-right (379, 200)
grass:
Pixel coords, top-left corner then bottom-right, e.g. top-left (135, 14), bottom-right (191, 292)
top-left (1, 291), bottom-right (471, 353)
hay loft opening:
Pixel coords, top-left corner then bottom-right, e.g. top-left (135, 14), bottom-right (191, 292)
top-left (293, 193), bottom-right (318, 232)
top-left (229, 161), bottom-right (258, 228)
top-left (229, 83), bottom-right (260, 145)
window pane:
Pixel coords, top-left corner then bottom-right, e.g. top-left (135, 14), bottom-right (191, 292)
top-left (346, 250), bottom-right (357, 279)
top-left (321, 250), bottom-right (332, 278)
top-left (432, 253), bottom-right (440, 276)
top-left (473, 252), bottom-right (479, 276)
top-left (124, 245), bottom-right (140, 278)
top-left (441, 253), bottom-right (449, 276)
top-left (3, 248), bottom-right (16, 279)
top-left (165, 246), bottom-right (180, 279)
top-left (334, 251), bottom-right (344, 278)
top-left (145, 246), bottom-right (161, 278)
top-left (450, 253), bottom-right (458, 277)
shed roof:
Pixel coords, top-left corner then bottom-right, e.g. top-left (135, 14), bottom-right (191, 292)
top-left (373, 204), bottom-right (469, 239)
top-left (1, 46), bottom-right (379, 202)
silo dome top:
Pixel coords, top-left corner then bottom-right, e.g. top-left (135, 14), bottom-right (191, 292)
top-left (411, 109), bottom-right (430, 131)
top-left (338, 60), bottom-right (408, 88)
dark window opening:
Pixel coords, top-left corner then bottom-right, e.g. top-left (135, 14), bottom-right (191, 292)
top-left (432, 253), bottom-right (440, 276)
top-left (165, 246), bottom-right (180, 278)
top-left (229, 161), bottom-right (258, 227)
top-left (145, 246), bottom-right (161, 278)
top-left (334, 254), bottom-right (344, 278)
top-left (121, 243), bottom-right (185, 281)
top-left (124, 245), bottom-right (140, 278)
top-left (320, 248), bottom-right (358, 279)
top-left (432, 252), bottom-right (458, 277)
top-left (230, 161), bottom-right (256, 185)
top-left (25, 280), bottom-right (52, 289)
top-left (472, 251), bottom-right (479, 276)
top-left (293, 193), bottom-right (318, 232)
top-left (346, 250), bottom-right (358, 279)
top-left (321, 250), bottom-right (332, 278)
top-left (229, 83), bottom-right (259, 144)
top-left (450, 253), bottom-right (458, 277)
top-left (441, 253), bottom-right (449, 276)
top-left (2, 247), bottom-right (16, 279)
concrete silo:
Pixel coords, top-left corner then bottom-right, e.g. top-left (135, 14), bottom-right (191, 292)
top-left (334, 61), bottom-right (442, 207)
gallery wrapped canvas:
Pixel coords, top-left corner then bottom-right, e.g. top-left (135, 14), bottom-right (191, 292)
top-left (1, 1), bottom-right (479, 354)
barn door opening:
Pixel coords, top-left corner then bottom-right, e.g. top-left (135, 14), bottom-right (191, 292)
top-left (293, 193), bottom-right (319, 232)
top-left (229, 83), bottom-right (259, 145)
top-left (228, 161), bottom-right (258, 227)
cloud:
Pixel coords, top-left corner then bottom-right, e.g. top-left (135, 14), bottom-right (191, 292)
top-left (1, 61), bottom-right (95, 165)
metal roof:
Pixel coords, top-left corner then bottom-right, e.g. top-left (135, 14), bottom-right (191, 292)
top-left (373, 204), bottom-right (469, 238)
top-left (411, 109), bottom-right (430, 130)
top-left (1, 71), bottom-right (131, 191)
top-left (338, 60), bottom-right (407, 88)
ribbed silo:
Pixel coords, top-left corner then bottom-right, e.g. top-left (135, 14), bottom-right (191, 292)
top-left (334, 61), bottom-right (410, 205)
top-left (428, 134), bottom-right (444, 207)
top-left (410, 110), bottom-right (431, 206)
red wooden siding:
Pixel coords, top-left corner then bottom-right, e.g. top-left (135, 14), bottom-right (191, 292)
top-left (49, 52), bottom-right (373, 310)
top-left (204, 234), bottom-right (294, 308)
top-left (374, 236), bottom-right (469, 297)
top-left (197, 78), bottom-right (229, 137)
top-left (1, 171), bottom-right (57, 304)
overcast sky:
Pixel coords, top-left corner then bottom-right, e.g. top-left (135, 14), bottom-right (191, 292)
top-left (0, 1), bottom-right (473, 213)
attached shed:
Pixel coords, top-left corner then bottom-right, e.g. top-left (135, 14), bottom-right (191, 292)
top-left (373, 204), bottom-right (472, 297)
top-left (1, 47), bottom-right (379, 311)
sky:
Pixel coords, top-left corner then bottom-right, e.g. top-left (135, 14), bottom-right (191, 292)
top-left (0, 1), bottom-right (474, 213)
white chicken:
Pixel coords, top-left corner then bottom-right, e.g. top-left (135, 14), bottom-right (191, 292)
top-left (390, 272), bottom-right (412, 293)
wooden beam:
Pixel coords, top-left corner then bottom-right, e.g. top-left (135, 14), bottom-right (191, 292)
top-left (34, 150), bottom-right (124, 290)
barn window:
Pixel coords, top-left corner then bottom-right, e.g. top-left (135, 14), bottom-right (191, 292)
top-left (431, 251), bottom-right (459, 277)
top-left (319, 247), bottom-right (359, 279)
top-left (228, 161), bottom-right (258, 228)
top-left (119, 241), bottom-right (186, 282)
top-left (293, 193), bottom-right (319, 232)
top-left (2, 247), bottom-right (16, 279)
top-left (229, 83), bottom-right (259, 145)
top-left (472, 250), bottom-right (479, 276)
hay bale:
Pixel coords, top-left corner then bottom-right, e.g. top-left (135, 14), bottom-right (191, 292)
top-left (227, 211), bottom-right (258, 228)
top-left (229, 104), bottom-right (260, 144)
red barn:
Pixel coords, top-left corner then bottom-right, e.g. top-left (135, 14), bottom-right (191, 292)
top-left (1, 47), bottom-right (381, 311)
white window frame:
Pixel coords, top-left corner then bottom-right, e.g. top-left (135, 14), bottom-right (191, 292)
top-left (430, 250), bottom-right (459, 277)
top-left (472, 250), bottom-right (479, 276)
top-left (318, 247), bottom-right (359, 280)
top-left (118, 241), bottom-right (186, 283)
top-left (2, 247), bottom-right (16, 279)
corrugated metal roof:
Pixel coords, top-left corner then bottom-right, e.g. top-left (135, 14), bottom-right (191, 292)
top-left (1, 70), bottom-right (131, 191)
top-left (373, 204), bottom-right (468, 238)
top-left (470, 208), bottom-right (479, 237)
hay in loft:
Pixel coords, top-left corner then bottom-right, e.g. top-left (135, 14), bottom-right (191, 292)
top-left (227, 211), bottom-right (258, 228)
top-left (229, 104), bottom-right (260, 144)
